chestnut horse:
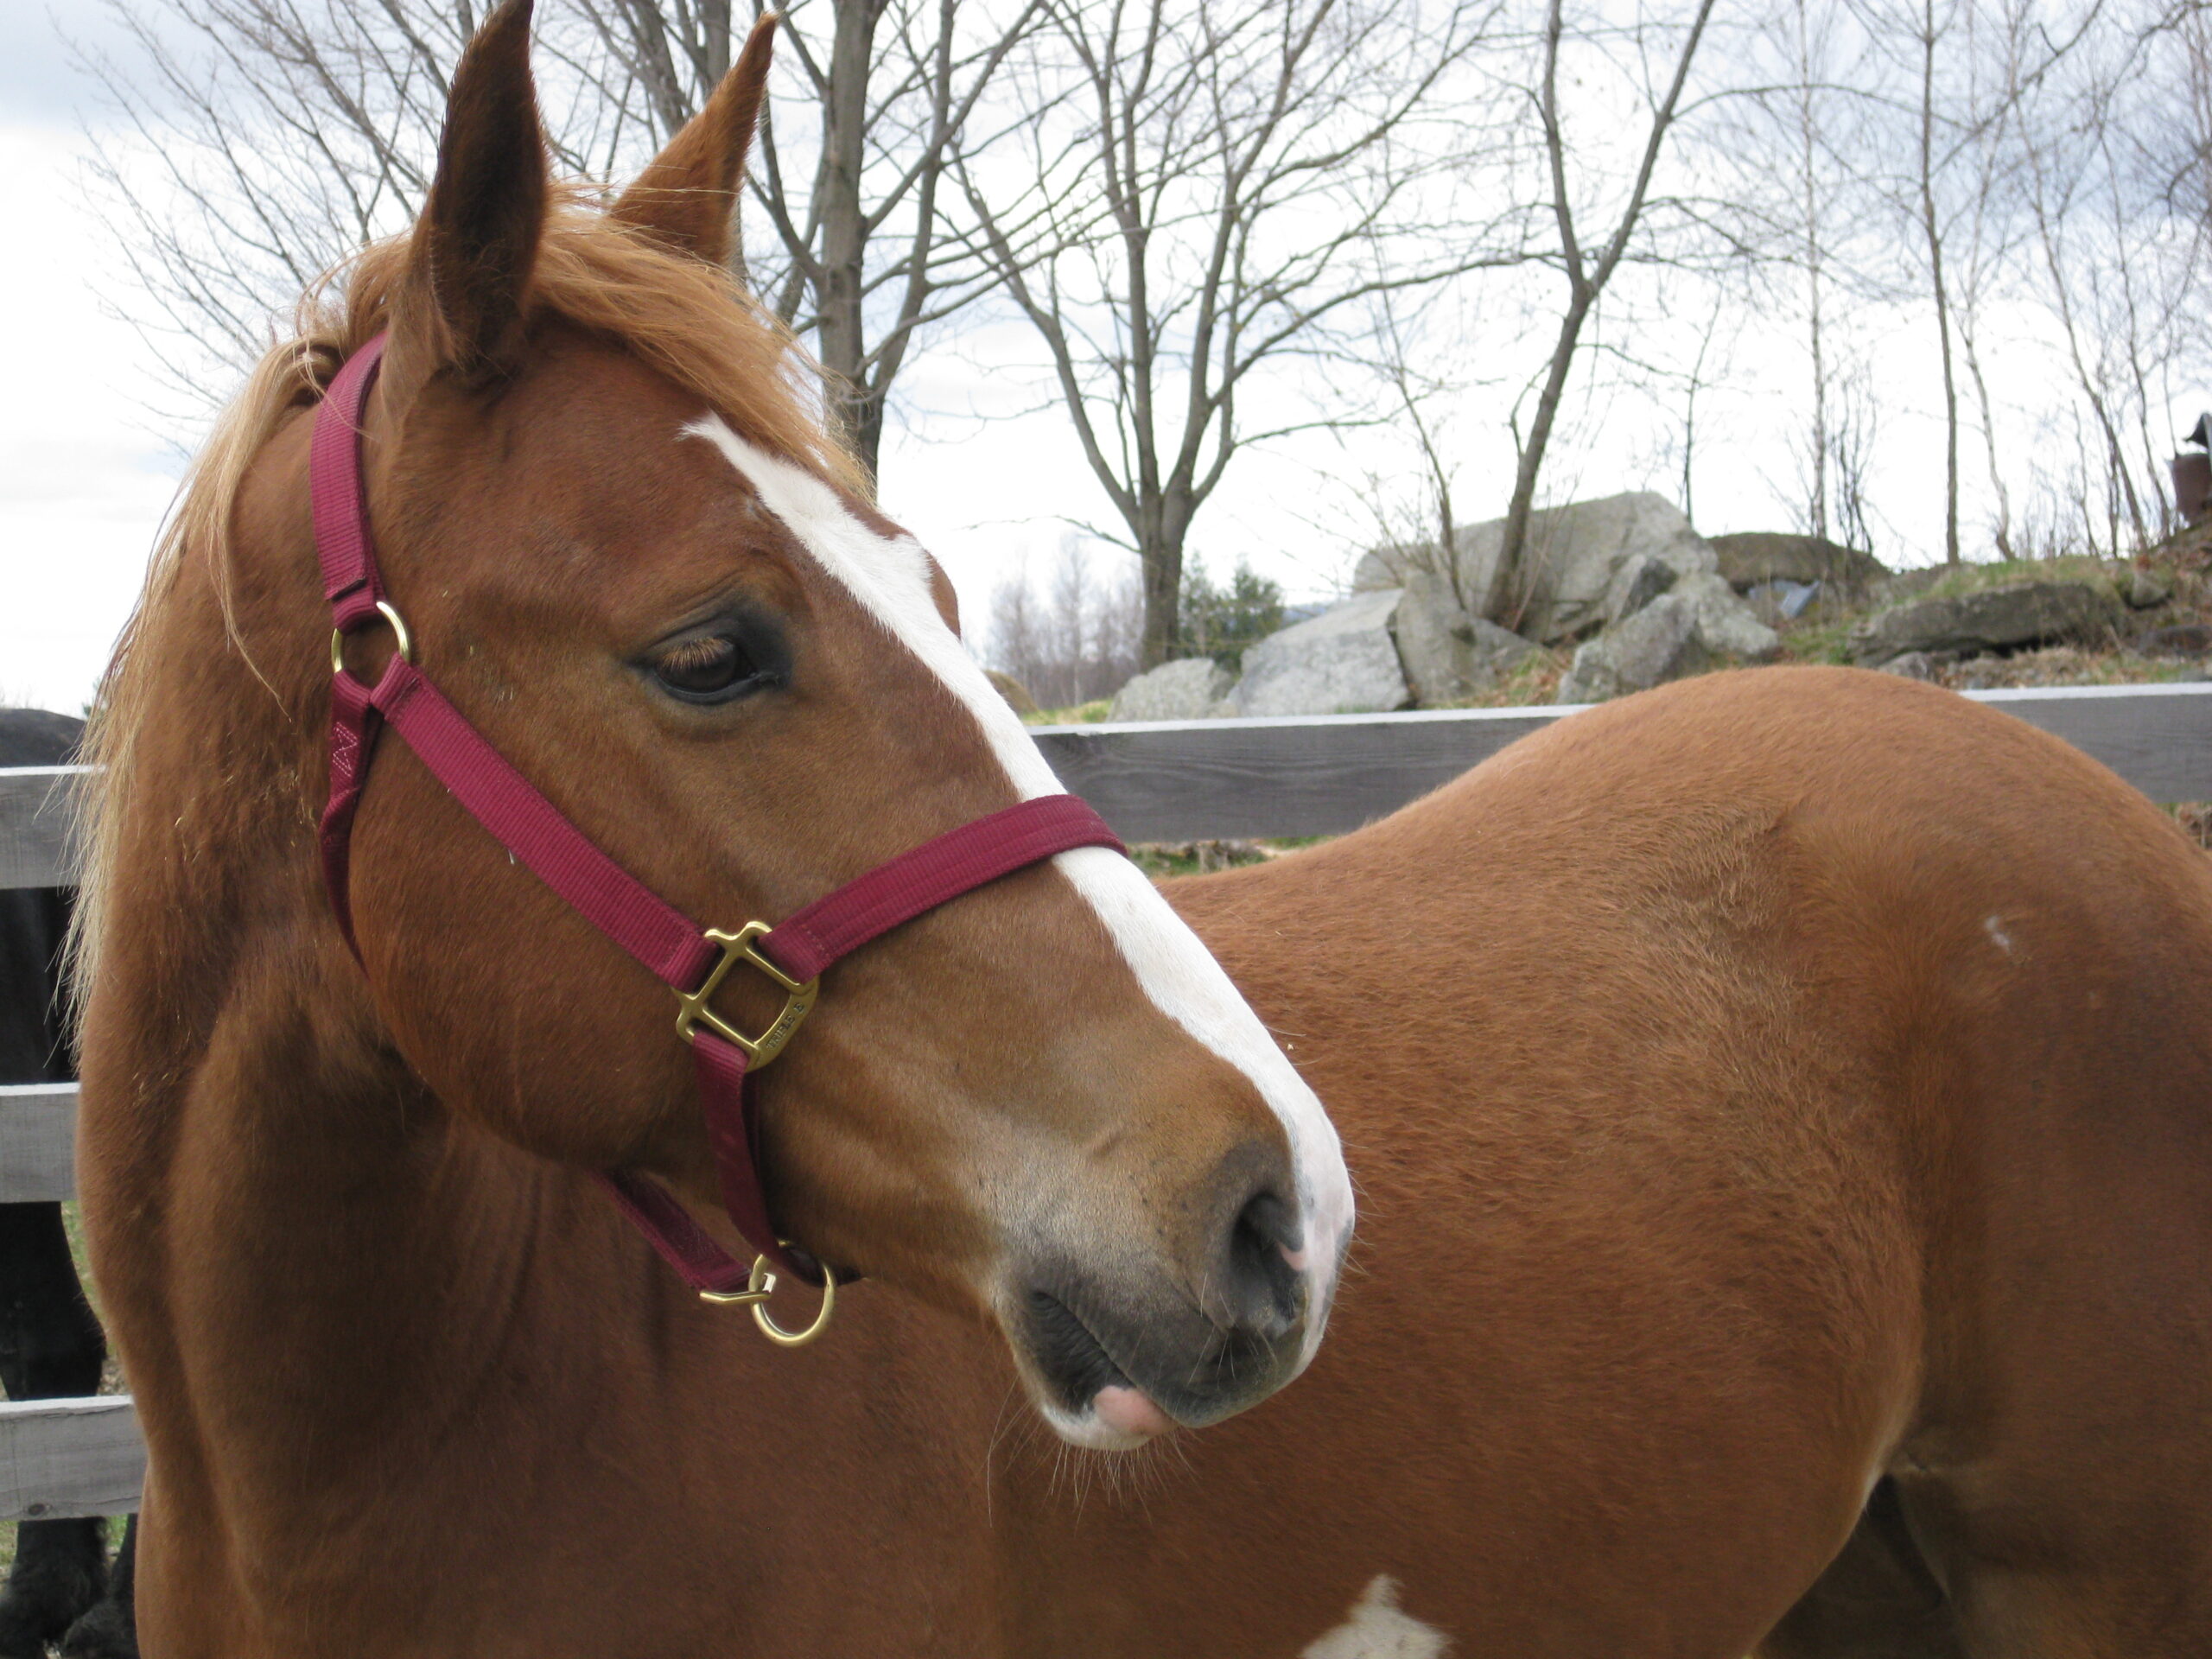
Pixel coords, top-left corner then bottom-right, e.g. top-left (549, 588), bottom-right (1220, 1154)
top-left (73, 4), bottom-right (1354, 1650)
top-left (77, 4), bottom-right (2212, 1655)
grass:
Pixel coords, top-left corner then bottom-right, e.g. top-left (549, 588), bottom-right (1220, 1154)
top-left (1427, 647), bottom-right (1573, 708)
top-left (1903, 554), bottom-right (2120, 604)
top-left (1023, 699), bottom-right (1115, 726)
top-left (1777, 613), bottom-right (1858, 667)
top-left (1127, 837), bottom-right (1325, 879)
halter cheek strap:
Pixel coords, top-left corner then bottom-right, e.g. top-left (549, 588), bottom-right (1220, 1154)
top-left (312, 332), bottom-right (1124, 1319)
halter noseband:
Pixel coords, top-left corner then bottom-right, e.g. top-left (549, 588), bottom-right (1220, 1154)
top-left (312, 333), bottom-right (1124, 1344)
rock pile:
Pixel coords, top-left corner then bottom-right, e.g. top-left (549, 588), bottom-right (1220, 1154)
top-left (1849, 581), bottom-right (2123, 667)
top-left (1354, 491), bottom-right (1728, 646)
top-left (1105, 491), bottom-right (1792, 719)
top-left (1389, 569), bottom-right (1543, 704)
top-left (1092, 510), bottom-right (2211, 719)
top-left (1555, 574), bottom-right (1783, 703)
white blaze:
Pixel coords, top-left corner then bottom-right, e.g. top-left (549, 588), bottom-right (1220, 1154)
top-left (685, 417), bottom-right (1353, 1365)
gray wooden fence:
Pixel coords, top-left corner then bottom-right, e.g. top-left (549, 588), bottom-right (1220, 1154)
top-left (4, 680), bottom-right (2211, 1522)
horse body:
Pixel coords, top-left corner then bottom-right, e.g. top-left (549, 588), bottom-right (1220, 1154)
top-left (986, 664), bottom-right (2212, 1657)
top-left (968, 665), bottom-right (2210, 1656)
top-left (977, 668), bottom-right (2212, 1654)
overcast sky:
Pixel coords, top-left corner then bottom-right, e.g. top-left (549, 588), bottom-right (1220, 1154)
top-left (0, 6), bottom-right (182, 714)
top-left (0, 3), bottom-right (2129, 718)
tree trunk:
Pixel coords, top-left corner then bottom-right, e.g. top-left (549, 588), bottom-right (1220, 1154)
top-left (1919, 0), bottom-right (1961, 565)
top-left (845, 381), bottom-right (887, 479)
top-left (817, 0), bottom-right (883, 479)
top-left (1797, 0), bottom-right (1828, 540)
top-left (1486, 289), bottom-right (1591, 626)
top-left (1137, 502), bottom-right (1186, 671)
top-left (1485, 0), bottom-right (1710, 623)
top-left (1808, 266), bottom-right (1828, 539)
top-left (1961, 320), bottom-right (2015, 559)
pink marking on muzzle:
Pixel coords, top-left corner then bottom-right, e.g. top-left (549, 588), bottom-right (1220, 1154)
top-left (1094, 1385), bottom-right (1175, 1439)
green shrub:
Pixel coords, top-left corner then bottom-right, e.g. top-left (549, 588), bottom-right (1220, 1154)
top-left (1179, 557), bottom-right (1284, 671)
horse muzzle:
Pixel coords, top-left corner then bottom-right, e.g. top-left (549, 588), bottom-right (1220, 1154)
top-left (1010, 1166), bottom-right (1330, 1446)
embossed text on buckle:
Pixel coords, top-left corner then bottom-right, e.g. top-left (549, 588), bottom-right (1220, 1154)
top-left (673, 922), bottom-right (818, 1065)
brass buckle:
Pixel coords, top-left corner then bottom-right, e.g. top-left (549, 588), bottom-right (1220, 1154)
top-left (329, 599), bottom-right (415, 677)
top-left (673, 922), bottom-right (818, 1066)
top-left (717, 1248), bottom-right (836, 1345)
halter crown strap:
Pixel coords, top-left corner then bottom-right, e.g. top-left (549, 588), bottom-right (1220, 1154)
top-left (310, 338), bottom-right (390, 626)
top-left (312, 331), bottom-right (1125, 1305)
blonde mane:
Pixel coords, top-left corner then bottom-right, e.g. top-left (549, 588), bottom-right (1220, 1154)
top-left (70, 183), bottom-right (864, 1013)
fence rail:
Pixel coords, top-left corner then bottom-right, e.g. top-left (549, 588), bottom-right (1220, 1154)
top-left (6, 678), bottom-right (2212, 1521)
top-left (14, 683), bottom-right (2212, 888)
top-left (0, 1086), bottom-right (76, 1205)
top-left (0, 1398), bottom-right (144, 1522)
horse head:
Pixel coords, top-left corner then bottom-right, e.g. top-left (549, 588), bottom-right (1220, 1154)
top-left (133, 0), bottom-right (1351, 1448)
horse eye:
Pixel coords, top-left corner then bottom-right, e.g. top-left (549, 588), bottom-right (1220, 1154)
top-left (651, 634), bottom-right (763, 702)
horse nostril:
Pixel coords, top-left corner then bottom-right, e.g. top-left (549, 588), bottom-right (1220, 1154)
top-left (1223, 1190), bottom-right (1304, 1335)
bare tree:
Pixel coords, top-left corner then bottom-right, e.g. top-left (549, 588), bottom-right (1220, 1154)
top-left (82, 0), bottom-right (555, 389)
top-left (2010, 5), bottom-right (2170, 550)
top-left (1838, 0), bottom-right (2115, 564)
top-left (957, 0), bottom-right (1513, 666)
top-left (1670, 282), bottom-right (1733, 527)
top-left (84, 0), bottom-right (1032, 477)
top-left (581, 0), bottom-right (1046, 473)
top-left (1758, 0), bottom-right (1873, 541)
top-left (1827, 349), bottom-right (1882, 554)
top-left (1335, 283), bottom-right (1487, 612)
top-left (1793, 0), bottom-right (1831, 540)
top-left (1482, 0), bottom-right (1719, 625)
top-left (1374, 291), bottom-right (1460, 600)
top-left (1951, 16), bottom-right (2024, 561)
top-left (85, 0), bottom-right (2212, 594)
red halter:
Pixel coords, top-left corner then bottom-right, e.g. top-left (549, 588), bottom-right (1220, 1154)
top-left (312, 333), bottom-right (1123, 1331)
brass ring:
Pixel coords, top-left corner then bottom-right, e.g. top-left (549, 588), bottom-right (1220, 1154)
top-left (329, 600), bottom-right (416, 677)
top-left (374, 600), bottom-right (416, 663)
top-left (747, 1249), bottom-right (836, 1347)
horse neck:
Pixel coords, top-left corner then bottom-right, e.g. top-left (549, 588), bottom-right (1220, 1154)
top-left (78, 473), bottom-right (618, 1502)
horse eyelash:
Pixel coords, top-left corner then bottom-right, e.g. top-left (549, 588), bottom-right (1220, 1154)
top-left (657, 636), bottom-right (735, 674)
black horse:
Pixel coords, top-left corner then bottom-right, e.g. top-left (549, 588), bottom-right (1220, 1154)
top-left (0, 710), bottom-right (134, 1658)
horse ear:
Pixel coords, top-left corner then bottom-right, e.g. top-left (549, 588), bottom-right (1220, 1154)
top-left (926, 555), bottom-right (963, 634)
top-left (392, 0), bottom-right (547, 384)
top-left (609, 12), bottom-right (777, 270)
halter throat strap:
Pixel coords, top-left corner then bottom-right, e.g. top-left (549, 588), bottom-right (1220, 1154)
top-left (312, 332), bottom-right (1124, 1300)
